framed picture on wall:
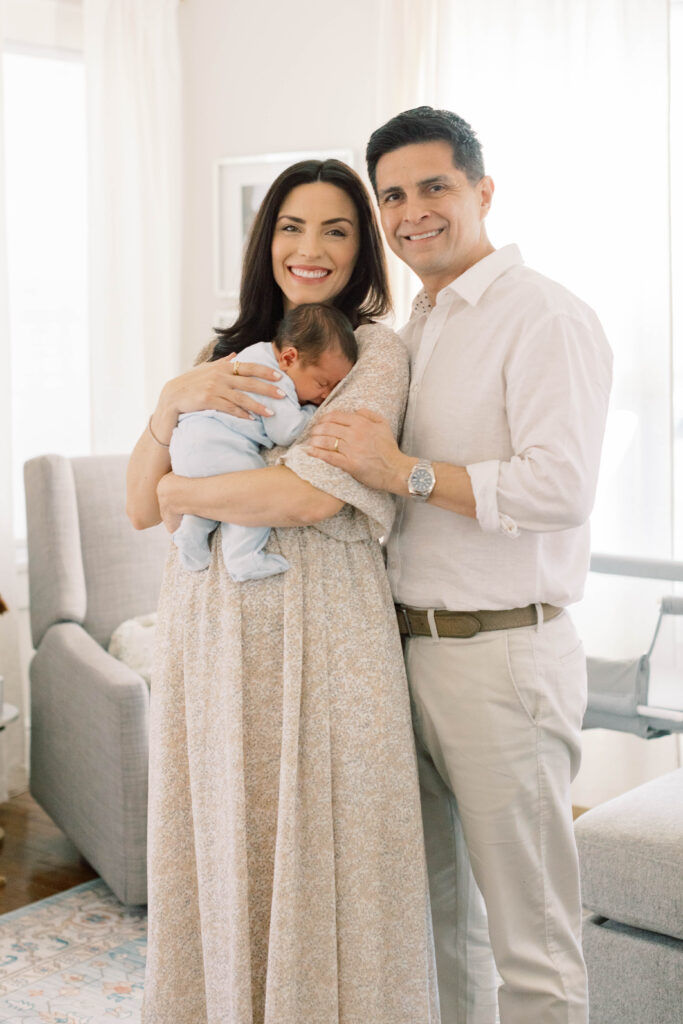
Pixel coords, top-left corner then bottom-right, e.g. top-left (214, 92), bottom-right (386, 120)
top-left (213, 149), bottom-right (354, 301)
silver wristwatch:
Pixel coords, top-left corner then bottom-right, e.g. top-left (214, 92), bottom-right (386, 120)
top-left (407, 459), bottom-right (436, 501)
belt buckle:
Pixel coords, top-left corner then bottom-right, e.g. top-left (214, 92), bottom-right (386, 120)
top-left (400, 605), bottom-right (414, 639)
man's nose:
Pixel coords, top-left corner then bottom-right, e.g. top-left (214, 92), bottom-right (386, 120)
top-left (403, 194), bottom-right (430, 224)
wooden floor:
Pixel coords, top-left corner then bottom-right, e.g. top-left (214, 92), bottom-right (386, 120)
top-left (0, 790), bottom-right (97, 915)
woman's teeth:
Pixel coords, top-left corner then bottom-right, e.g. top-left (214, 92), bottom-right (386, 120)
top-left (289, 267), bottom-right (330, 278)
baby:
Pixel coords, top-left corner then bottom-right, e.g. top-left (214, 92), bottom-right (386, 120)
top-left (170, 303), bottom-right (357, 581)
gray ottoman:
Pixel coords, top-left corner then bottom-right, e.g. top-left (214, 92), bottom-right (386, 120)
top-left (575, 768), bottom-right (683, 1024)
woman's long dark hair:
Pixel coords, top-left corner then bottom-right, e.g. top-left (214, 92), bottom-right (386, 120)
top-left (211, 159), bottom-right (391, 359)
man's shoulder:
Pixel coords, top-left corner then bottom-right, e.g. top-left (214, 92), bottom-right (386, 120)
top-left (498, 263), bottom-right (598, 326)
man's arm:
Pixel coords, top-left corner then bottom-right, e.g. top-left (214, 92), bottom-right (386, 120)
top-left (306, 408), bottom-right (477, 518)
top-left (308, 312), bottom-right (612, 533)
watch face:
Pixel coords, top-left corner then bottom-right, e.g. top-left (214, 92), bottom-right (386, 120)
top-left (410, 466), bottom-right (434, 495)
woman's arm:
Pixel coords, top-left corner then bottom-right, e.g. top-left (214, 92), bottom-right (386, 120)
top-left (157, 465), bottom-right (343, 533)
top-left (126, 354), bottom-right (287, 529)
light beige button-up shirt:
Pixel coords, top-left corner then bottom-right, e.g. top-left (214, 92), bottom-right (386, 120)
top-left (387, 244), bottom-right (613, 611)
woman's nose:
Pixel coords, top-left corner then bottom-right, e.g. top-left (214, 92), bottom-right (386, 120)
top-left (297, 231), bottom-right (322, 259)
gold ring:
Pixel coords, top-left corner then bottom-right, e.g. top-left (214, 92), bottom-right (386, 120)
top-left (232, 360), bottom-right (240, 376)
top-left (334, 437), bottom-right (340, 452)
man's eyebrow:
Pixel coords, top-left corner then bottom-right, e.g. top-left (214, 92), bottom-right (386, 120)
top-left (378, 185), bottom-right (404, 199)
top-left (419, 175), bottom-right (451, 186)
top-left (379, 174), bottom-right (453, 198)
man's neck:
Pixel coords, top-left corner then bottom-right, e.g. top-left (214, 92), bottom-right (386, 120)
top-left (423, 241), bottom-right (496, 306)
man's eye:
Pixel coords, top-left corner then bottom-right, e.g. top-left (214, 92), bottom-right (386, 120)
top-left (383, 193), bottom-right (401, 204)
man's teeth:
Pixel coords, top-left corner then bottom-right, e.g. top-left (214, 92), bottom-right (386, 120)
top-left (290, 268), bottom-right (330, 278)
top-left (408, 229), bottom-right (441, 241)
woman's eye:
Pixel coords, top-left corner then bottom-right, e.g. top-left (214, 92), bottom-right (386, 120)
top-left (281, 224), bottom-right (299, 232)
top-left (327, 228), bottom-right (346, 237)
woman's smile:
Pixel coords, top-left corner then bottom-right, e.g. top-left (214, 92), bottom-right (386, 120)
top-left (287, 264), bottom-right (333, 281)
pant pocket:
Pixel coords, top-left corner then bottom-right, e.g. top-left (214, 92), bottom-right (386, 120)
top-left (505, 628), bottom-right (543, 725)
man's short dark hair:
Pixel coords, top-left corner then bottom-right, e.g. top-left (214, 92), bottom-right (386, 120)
top-left (274, 303), bottom-right (358, 366)
top-left (366, 106), bottom-right (485, 194)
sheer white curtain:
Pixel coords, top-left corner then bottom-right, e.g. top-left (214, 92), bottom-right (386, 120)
top-left (0, 0), bottom-right (26, 800)
top-left (83, 0), bottom-right (182, 453)
top-left (376, 0), bottom-right (439, 326)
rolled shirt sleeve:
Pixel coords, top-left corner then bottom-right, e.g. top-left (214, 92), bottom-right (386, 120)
top-left (466, 311), bottom-right (613, 535)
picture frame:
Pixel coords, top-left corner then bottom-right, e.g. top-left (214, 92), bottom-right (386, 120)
top-left (213, 149), bottom-right (354, 301)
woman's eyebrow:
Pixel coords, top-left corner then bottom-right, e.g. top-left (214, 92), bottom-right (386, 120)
top-left (276, 215), bottom-right (354, 226)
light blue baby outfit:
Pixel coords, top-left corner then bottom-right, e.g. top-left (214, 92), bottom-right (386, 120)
top-left (170, 341), bottom-right (315, 581)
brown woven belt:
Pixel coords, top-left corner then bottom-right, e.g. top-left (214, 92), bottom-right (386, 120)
top-left (395, 602), bottom-right (562, 639)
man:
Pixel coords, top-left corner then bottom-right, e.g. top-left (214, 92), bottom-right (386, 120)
top-left (309, 107), bottom-right (612, 1024)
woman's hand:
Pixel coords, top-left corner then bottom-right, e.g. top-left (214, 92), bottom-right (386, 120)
top-left (150, 354), bottom-right (287, 446)
top-left (307, 408), bottom-right (414, 494)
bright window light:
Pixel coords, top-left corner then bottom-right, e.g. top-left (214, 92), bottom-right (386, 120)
top-left (3, 49), bottom-right (90, 540)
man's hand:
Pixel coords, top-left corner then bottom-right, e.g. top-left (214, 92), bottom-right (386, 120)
top-left (157, 472), bottom-right (183, 533)
top-left (307, 409), bottom-right (415, 494)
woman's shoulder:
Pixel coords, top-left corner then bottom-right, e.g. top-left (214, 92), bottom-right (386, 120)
top-left (194, 338), bottom-right (217, 365)
top-left (354, 320), bottom-right (408, 361)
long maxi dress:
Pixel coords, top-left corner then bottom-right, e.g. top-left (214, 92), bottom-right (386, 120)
top-left (143, 322), bottom-right (440, 1024)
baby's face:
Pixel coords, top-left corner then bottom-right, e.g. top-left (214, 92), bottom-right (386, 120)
top-left (279, 345), bottom-right (354, 406)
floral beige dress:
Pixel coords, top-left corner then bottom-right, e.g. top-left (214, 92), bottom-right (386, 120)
top-left (143, 323), bottom-right (440, 1024)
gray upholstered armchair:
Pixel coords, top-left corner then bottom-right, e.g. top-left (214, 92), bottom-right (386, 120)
top-left (24, 453), bottom-right (169, 905)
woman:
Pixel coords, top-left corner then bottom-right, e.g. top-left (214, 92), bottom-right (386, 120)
top-left (128, 160), bottom-right (439, 1024)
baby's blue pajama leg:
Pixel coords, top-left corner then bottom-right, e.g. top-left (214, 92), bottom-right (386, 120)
top-left (170, 412), bottom-right (290, 579)
top-left (219, 522), bottom-right (289, 582)
top-left (170, 414), bottom-right (250, 571)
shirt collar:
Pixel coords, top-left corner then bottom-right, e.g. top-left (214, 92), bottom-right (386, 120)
top-left (409, 244), bottom-right (523, 318)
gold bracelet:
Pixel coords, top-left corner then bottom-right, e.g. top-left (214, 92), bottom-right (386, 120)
top-left (148, 415), bottom-right (170, 448)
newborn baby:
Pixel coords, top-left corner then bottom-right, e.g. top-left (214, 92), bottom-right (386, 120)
top-left (170, 303), bottom-right (357, 580)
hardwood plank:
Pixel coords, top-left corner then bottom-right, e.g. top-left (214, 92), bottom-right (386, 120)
top-left (0, 791), bottom-right (97, 914)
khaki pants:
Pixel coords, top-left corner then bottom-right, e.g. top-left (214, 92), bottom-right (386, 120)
top-left (406, 611), bottom-right (588, 1024)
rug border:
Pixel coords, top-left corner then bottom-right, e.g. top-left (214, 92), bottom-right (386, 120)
top-left (0, 878), bottom-right (113, 925)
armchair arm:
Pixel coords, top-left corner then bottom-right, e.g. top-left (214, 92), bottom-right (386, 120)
top-left (30, 622), bottom-right (150, 904)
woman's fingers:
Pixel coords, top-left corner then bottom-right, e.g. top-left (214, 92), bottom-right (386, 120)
top-left (185, 360), bottom-right (288, 420)
top-left (222, 357), bottom-right (282, 383)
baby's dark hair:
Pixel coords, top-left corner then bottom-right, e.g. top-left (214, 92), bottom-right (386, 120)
top-left (274, 303), bottom-right (358, 366)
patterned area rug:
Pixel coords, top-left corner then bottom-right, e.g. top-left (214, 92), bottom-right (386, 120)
top-left (0, 879), bottom-right (146, 1023)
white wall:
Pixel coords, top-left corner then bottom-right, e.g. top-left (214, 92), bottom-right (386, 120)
top-left (178, 0), bottom-right (385, 368)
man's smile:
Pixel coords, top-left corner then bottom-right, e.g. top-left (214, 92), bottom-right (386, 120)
top-left (402, 228), bottom-right (445, 242)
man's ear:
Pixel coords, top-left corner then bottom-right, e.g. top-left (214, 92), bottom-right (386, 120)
top-left (277, 345), bottom-right (299, 369)
top-left (478, 175), bottom-right (495, 219)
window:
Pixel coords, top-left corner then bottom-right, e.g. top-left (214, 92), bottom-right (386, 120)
top-left (3, 47), bottom-right (89, 540)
